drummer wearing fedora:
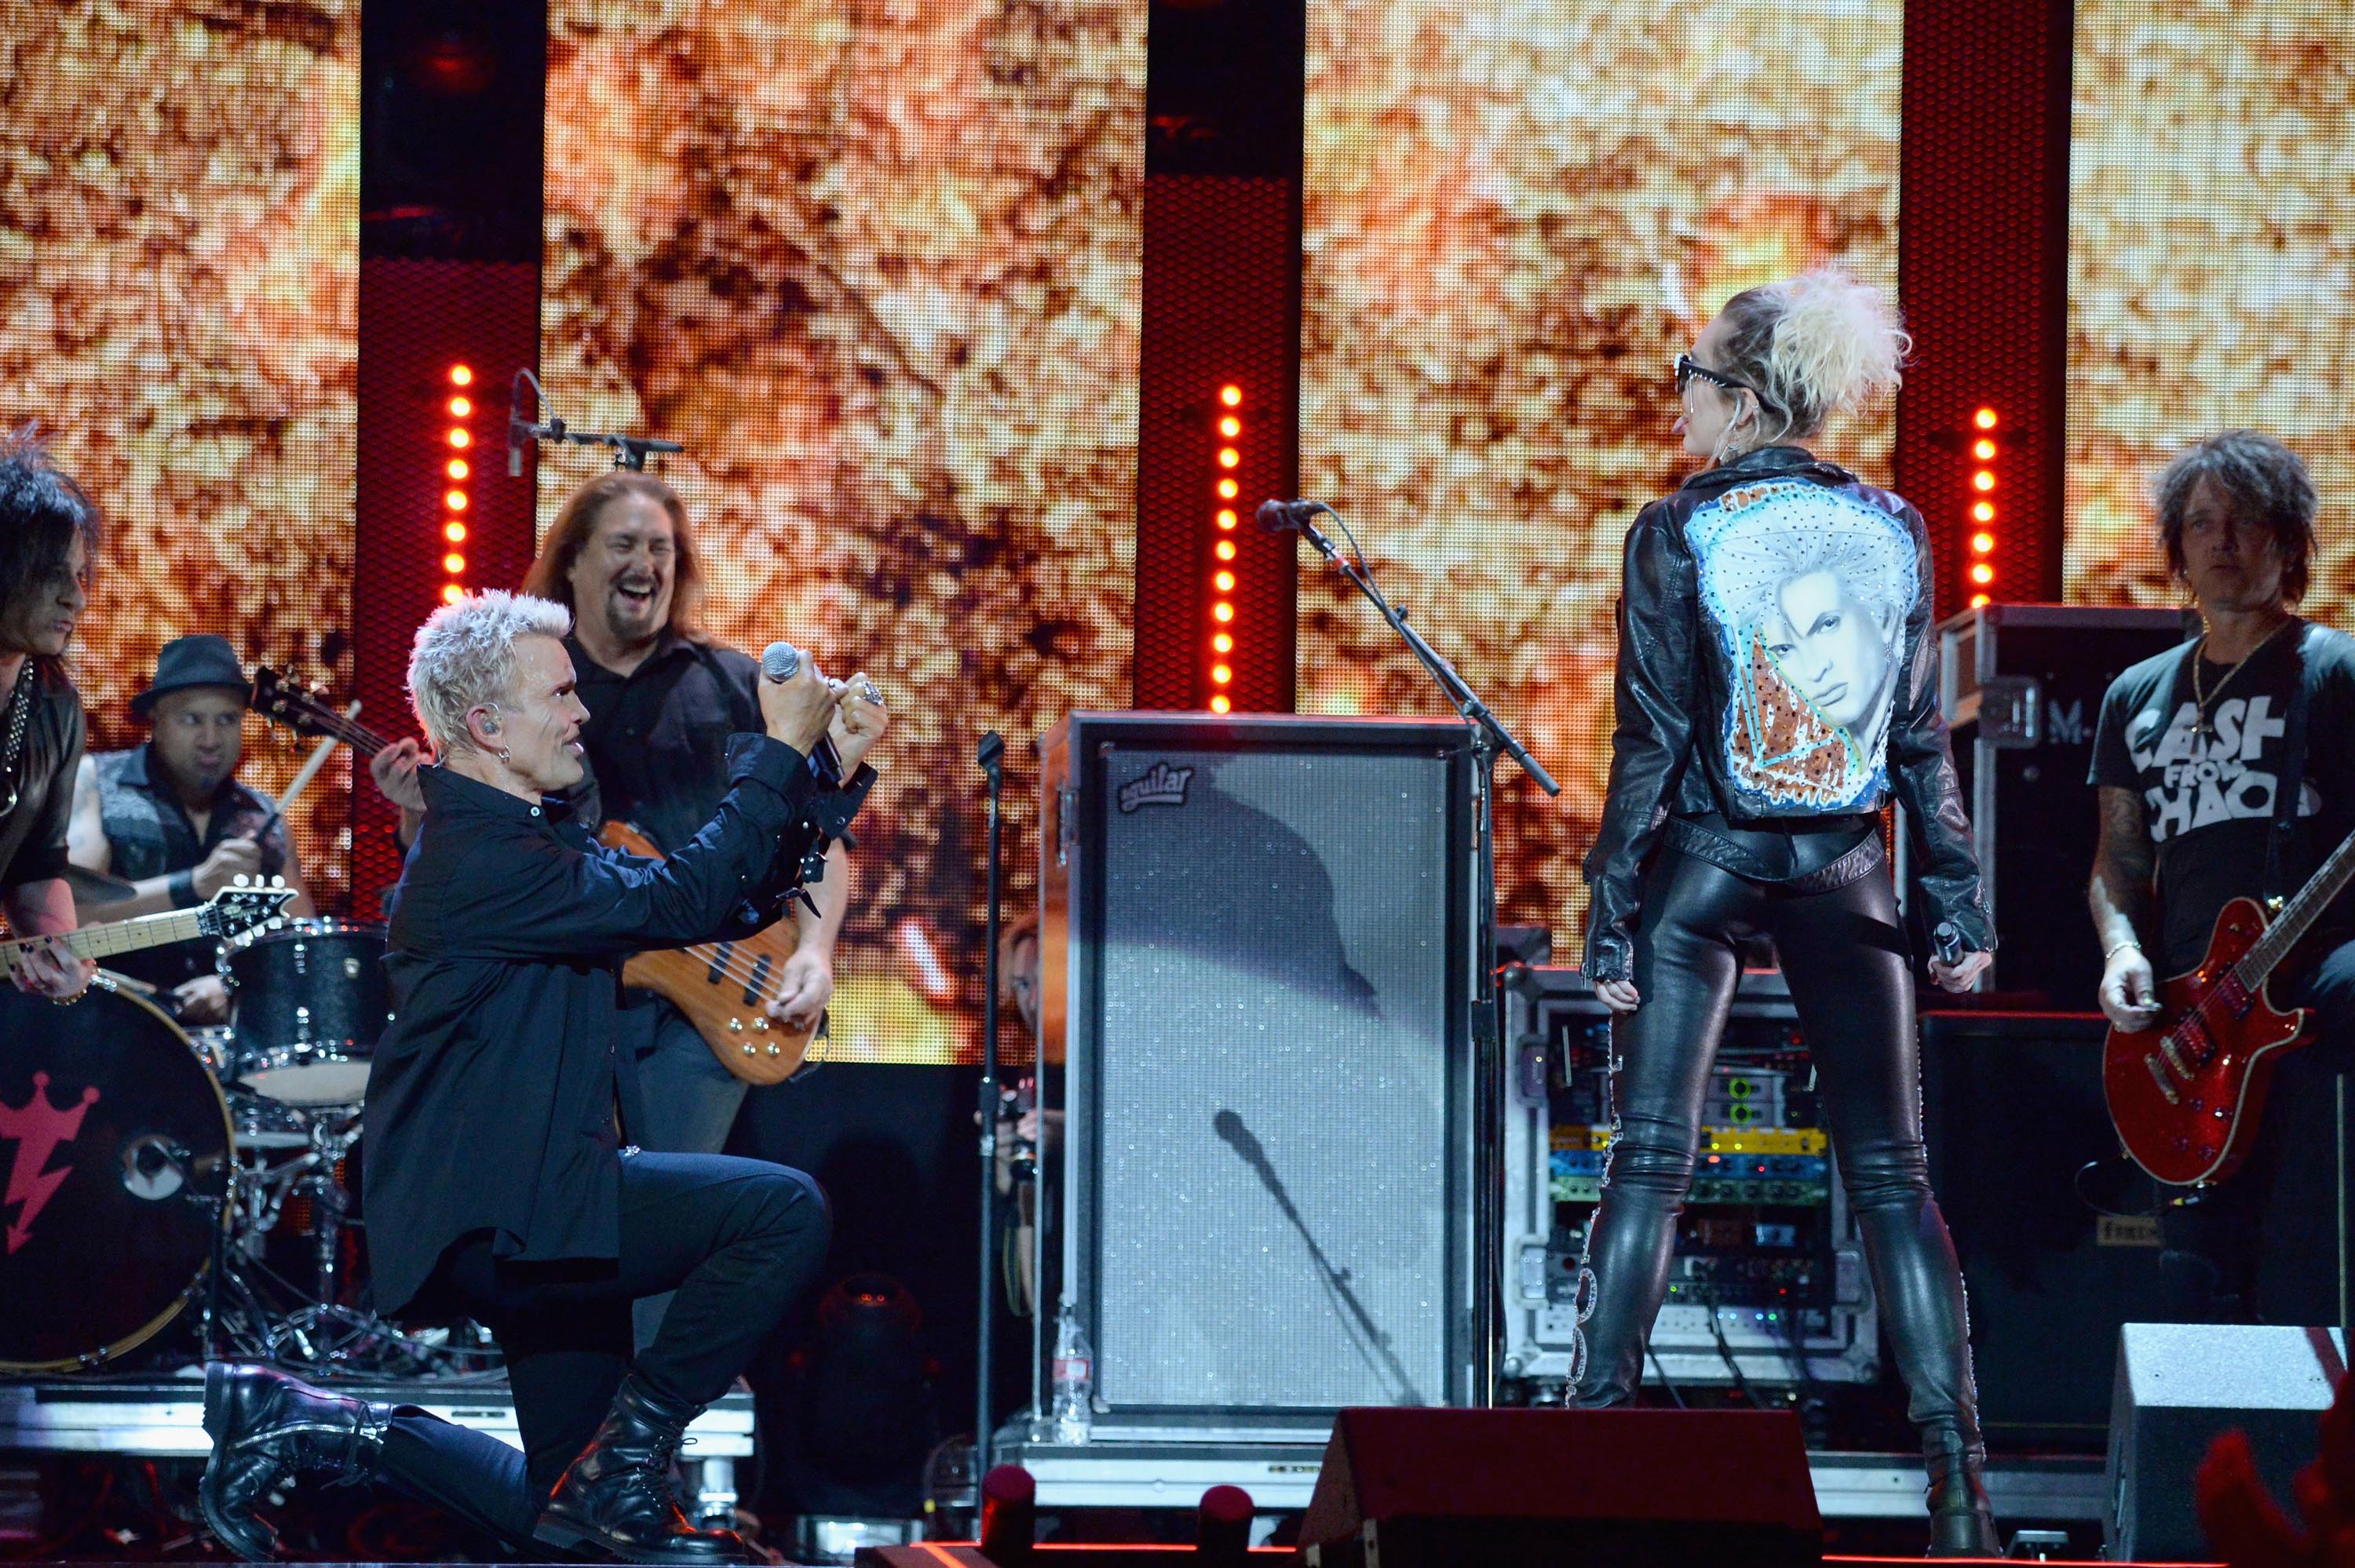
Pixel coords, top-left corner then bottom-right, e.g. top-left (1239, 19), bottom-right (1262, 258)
top-left (66, 633), bottom-right (316, 1022)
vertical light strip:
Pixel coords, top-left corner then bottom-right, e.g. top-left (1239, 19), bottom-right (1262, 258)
top-left (1210, 381), bottom-right (1243, 713)
top-left (441, 364), bottom-right (473, 603)
top-left (1968, 406), bottom-right (1998, 607)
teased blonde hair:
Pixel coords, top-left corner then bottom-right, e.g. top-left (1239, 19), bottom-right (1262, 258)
top-left (1717, 266), bottom-right (1911, 444)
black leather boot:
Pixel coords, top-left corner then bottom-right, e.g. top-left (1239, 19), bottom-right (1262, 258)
top-left (199, 1361), bottom-right (396, 1559)
top-left (1924, 1427), bottom-right (2001, 1557)
top-left (1567, 1185), bottom-right (1684, 1407)
top-left (535, 1374), bottom-right (747, 1564)
top-left (1850, 1198), bottom-right (2001, 1559)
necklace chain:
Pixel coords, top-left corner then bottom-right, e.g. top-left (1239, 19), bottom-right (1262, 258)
top-left (2193, 618), bottom-right (2295, 735)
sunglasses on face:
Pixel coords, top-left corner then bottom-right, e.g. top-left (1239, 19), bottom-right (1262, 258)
top-left (1674, 352), bottom-right (1754, 398)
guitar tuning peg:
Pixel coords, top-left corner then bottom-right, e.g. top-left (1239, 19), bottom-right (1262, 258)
top-left (232, 874), bottom-right (248, 888)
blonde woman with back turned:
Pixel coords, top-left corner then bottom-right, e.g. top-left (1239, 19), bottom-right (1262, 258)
top-left (1575, 269), bottom-right (2001, 1555)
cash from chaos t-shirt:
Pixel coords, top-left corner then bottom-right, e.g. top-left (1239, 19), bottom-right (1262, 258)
top-left (2089, 624), bottom-right (2355, 976)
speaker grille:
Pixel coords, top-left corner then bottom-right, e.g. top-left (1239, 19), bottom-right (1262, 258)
top-left (1091, 745), bottom-right (1457, 1410)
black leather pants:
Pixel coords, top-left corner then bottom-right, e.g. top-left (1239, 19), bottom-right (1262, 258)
top-left (1572, 848), bottom-right (1984, 1460)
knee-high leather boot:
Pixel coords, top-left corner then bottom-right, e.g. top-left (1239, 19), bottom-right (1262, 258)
top-left (1853, 1198), bottom-right (2000, 1558)
top-left (1568, 1184), bottom-right (1684, 1406)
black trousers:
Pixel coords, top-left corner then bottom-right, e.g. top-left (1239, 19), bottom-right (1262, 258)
top-left (2154, 937), bottom-right (2355, 1324)
top-left (1572, 848), bottom-right (1983, 1449)
top-left (375, 1151), bottom-right (831, 1548)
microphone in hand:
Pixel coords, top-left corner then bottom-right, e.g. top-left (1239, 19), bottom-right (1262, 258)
top-left (756, 642), bottom-right (837, 755)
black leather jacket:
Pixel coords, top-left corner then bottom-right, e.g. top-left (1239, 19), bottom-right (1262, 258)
top-left (1579, 446), bottom-right (1992, 983)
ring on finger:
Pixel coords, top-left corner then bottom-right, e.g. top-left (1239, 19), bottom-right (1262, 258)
top-left (856, 680), bottom-right (883, 706)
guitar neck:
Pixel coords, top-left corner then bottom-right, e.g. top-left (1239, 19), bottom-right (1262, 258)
top-left (2238, 826), bottom-right (2355, 987)
top-left (316, 716), bottom-right (397, 760)
top-left (0, 908), bottom-right (211, 979)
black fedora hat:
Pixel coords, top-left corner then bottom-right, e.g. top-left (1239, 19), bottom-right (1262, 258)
top-left (130, 634), bottom-right (250, 720)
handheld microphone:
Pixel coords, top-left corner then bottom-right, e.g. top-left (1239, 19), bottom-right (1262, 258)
top-left (761, 642), bottom-right (849, 781)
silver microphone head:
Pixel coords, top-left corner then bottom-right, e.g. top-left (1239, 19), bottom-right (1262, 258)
top-left (761, 641), bottom-right (801, 680)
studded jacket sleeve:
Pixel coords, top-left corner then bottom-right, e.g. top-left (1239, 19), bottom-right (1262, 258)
top-left (1580, 506), bottom-right (1700, 983)
top-left (1882, 501), bottom-right (1995, 952)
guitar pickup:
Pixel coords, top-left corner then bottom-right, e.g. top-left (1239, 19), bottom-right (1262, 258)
top-left (744, 954), bottom-right (773, 1008)
top-left (2160, 1032), bottom-right (2196, 1080)
top-left (2145, 1053), bottom-right (2181, 1105)
top-left (707, 942), bottom-right (735, 987)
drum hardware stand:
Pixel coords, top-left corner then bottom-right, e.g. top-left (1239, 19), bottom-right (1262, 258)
top-left (1272, 499), bottom-right (1561, 1403)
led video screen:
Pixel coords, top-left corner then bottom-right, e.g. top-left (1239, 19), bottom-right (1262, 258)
top-left (1299, 0), bottom-right (1903, 946)
top-left (0, 1), bottom-right (360, 906)
top-left (542, 0), bottom-right (1144, 1063)
top-left (2067, 0), bottom-right (2355, 622)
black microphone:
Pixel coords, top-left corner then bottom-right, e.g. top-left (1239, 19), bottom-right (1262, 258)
top-left (1254, 498), bottom-right (1326, 533)
top-left (508, 374), bottom-right (528, 478)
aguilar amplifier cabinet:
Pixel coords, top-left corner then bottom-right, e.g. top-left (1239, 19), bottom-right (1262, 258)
top-left (1915, 603), bottom-right (2196, 1008)
top-left (1039, 713), bottom-right (1481, 1435)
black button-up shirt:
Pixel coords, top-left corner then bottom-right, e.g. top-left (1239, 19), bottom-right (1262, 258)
top-left (568, 633), bottom-right (765, 855)
top-left (363, 733), bottom-right (831, 1315)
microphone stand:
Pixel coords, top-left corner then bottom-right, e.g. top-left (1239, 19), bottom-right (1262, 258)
top-left (975, 731), bottom-right (1007, 1479)
top-left (1284, 508), bottom-right (1559, 1406)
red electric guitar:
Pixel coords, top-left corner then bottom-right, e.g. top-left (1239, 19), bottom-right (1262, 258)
top-left (2104, 825), bottom-right (2355, 1186)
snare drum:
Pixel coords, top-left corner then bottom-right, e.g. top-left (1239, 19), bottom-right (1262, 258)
top-left (0, 974), bottom-right (232, 1371)
top-left (226, 919), bottom-right (390, 1107)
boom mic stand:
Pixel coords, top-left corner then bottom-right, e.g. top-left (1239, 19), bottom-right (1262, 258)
top-left (507, 367), bottom-right (684, 472)
top-left (975, 731), bottom-right (1007, 1477)
top-left (1272, 501), bottom-right (1560, 1404)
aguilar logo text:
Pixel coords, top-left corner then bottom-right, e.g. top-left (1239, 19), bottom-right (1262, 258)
top-left (1116, 761), bottom-right (1194, 813)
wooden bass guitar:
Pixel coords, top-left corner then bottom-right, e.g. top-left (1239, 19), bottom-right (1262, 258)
top-left (598, 821), bottom-right (819, 1085)
top-left (2105, 824), bottom-right (2355, 1185)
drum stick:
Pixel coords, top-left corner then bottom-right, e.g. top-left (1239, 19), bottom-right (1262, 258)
top-left (268, 701), bottom-right (359, 827)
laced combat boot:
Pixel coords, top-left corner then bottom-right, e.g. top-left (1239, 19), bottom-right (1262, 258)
top-left (534, 1373), bottom-right (748, 1564)
top-left (200, 1362), bottom-right (396, 1559)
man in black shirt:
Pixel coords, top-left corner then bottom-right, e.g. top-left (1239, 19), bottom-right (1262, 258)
top-left (64, 634), bottom-right (317, 1022)
top-left (2089, 429), bottom-right (2355, 1323)
top-left (201, 590), bottom-right (873, 1564)
top-left (0, 430), bottom-right (98, 1003)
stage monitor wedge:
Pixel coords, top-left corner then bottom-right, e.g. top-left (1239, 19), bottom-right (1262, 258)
top-left (1299, 1407), bottom-right (1824, 1568)
top-left (1040, 713), bottom-right (1479, 1435)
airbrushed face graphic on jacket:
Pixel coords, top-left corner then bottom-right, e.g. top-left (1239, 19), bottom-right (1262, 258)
top-left (1689, 483), bottom-right (1915, 813)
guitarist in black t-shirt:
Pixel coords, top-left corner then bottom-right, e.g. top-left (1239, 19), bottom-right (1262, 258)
top-left (2089, 429), bottom-right (2355, 1323)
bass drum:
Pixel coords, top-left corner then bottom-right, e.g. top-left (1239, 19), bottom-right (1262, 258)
top-left (0, 973), bottom-right (232, 1371)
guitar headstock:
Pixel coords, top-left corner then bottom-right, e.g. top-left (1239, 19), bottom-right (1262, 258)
top-left (251, 665), bottom-right (345, 739)
top-left (195, 877), bottom-right (300, 940)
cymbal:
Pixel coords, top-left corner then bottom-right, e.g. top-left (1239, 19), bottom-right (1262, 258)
top-left (62, 862), bottom-right (138, 906)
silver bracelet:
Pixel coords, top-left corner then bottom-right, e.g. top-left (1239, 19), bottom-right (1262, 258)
top-left (2104, 939), bottom-right (2141, 961)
